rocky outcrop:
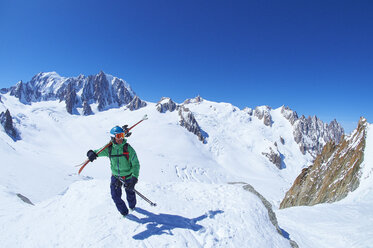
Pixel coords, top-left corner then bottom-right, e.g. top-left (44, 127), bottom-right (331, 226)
top-left (183, 96), bottom-right (203, 105)
top-left (262, 146), bottom-right (282, 169)
top-left (65, 82), bottom-right (77, 114)
top-left (229, 182), bottom-right (299, 248)
top-left (281, 106), bottom-right (298, 125)
top-left (280, 106), bottom-right (344, 157)
top-left (0, 109), bottom-right (20, 141)
top-left (293, 115), bottom-right (344, 156)
top-left (9, 81), bottom-right (33, 104)
top-left (280, 117), bottom-right (367, 209)
top-left (6, 71), bottom-right (136, 114)
top-left (82, 101), bottom-right (93, 116)
top-left (178, 106), bottom-right (205, 143)
top-left (16, 193), bottom-right (34, 205)
top-left (127, 96), bottom-right (147, 111)
top-left (156, 97), bottom-right (178, 113)
top-left (254, 106), bottom-right (272, 126)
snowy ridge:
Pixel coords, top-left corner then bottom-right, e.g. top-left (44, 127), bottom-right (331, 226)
top-left (0, 180), bottom-right (293, 247)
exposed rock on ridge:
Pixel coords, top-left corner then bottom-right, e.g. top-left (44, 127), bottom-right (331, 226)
top-left (254, 106), bottom-right (272, 126)
top-left (280, 117), bottom-right (367, 209)
top-left (262, 146), bottom-right (282, 169)
top-left (229, 182), bottom-right (299, 248)
top-left (156, 97), bottom-right (178, 113)
top-left (178, 106), bottom-right (206, 143)
top-left (281, 106), bottom-right (344, 156)
top-left (127, 96), bottom-right (147, 111)
top-left (0, 109), bottom-right (20, 141)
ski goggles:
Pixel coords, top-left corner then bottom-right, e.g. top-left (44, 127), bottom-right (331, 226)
top-left (114, 132), bottom-right (125, 139)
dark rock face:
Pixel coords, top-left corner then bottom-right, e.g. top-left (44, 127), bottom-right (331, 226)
top-left (281, 106), bottom-right (344, 157)
top-left (0, 109), bottom-right (20, 140)
top-left (178, 106), bottom-right (206, 143)
top-left (229, 182), bottom-right (299, 248)
top-left (127, 96), bottom-right (147, 111)
top-left (82, 101), bottom-right (93, 116)
top-left (16, 193), bottom-right (34, 205)
top-left (156, 97), bottom-right (178, 113)
top-left (6, 71), bottom-right (136, 115)
top-left (65, 82), bottom-right (77, 114)
top-left (280, 117), bottom-right (367, 209)
top-left (262, 147), bottom-right (282, 169)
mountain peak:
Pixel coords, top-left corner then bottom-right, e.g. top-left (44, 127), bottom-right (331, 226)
top-left (5, 71), bottom-right (137, 114)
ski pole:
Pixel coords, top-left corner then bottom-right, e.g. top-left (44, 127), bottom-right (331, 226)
top-left (133, 189), bottom-right (157, 207)
top-left (116, 176), bottom-right (157, 207)
top-left (77, 114), bottom-right (149, 174)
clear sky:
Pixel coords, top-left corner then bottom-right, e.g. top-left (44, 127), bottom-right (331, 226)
top-left (0, 0), bottom-right (372, 133)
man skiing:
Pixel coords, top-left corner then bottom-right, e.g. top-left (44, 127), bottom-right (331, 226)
top-left (86, 125), bottom-right (140, 217)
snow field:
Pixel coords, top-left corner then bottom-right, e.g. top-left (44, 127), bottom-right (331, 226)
top-left (1, 93), bottom-right (372, 248)
top-left (0, 180), bottom-right (292, 248)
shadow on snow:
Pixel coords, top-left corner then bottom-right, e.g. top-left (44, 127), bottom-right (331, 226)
top-left (126, 207), bottom-right (224, 240)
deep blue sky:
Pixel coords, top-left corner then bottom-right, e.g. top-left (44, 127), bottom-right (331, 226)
top-left (1, 0), bottom-right (372, 132)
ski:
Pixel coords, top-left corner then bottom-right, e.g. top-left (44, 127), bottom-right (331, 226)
top-left (77, 114), bottom-right (148, 174)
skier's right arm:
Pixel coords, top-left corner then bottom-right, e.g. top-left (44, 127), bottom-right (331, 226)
top-left (93, 145), bottom-right (110, 157)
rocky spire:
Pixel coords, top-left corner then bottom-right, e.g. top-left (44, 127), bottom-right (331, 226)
top-left (280, 106), bottom-right (344, 156)
top-left (82, 101), bottom-right (93, 116)
top-left (65, 82), bottom-right (77, 114)
top-left (0, 109), bottom-right (19, 141)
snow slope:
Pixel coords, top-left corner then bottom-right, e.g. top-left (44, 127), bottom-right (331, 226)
top-left (0, 181), bottom-right (292, 248)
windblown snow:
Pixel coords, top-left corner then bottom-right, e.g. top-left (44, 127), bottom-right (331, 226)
top-left (0, 91), bottom-right (372, 248)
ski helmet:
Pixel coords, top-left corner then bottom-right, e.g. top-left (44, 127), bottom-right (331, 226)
top-left (110, 126), bottom-right (124, 136)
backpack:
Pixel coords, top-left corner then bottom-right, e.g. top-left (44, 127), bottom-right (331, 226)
top-left (108, 143), bottom-right (129, 161)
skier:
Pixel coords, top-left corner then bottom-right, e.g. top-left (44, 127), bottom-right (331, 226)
top-left (86, 125), bottom-right (140, 217)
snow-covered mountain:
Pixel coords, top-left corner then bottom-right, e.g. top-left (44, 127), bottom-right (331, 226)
top-left (0, 71), bottom-right (371, 247)
top-left (1, 71), bottom-right (137, 114)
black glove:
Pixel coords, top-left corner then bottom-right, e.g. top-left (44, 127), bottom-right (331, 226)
top-left (125, 177), bottom-right (138, 191)
top-left (87, 150), bottom-right (98, 162)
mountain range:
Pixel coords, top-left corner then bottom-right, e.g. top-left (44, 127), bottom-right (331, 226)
top-left (0, 71), bottom-right (371, 248)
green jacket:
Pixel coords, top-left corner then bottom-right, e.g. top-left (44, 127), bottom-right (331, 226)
top-left (95, 139), bottom-right (140, 179)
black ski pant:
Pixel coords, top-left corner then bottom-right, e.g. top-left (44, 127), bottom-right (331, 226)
top-left (110, 175), bottom-right (136, 216)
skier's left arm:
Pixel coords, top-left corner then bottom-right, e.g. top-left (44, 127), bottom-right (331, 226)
top-left (128, 145), bottom-right (140, 179)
